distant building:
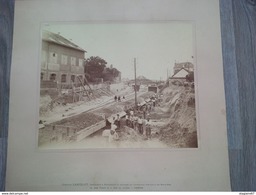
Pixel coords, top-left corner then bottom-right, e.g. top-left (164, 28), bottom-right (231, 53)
top-left (172, 68), bottom-right (190, 79)
top-left (169, 68), bottom-right (191, 84)
top-left (41, 30), bottom-right (86, 86)
top-left (148, 86), bottom-right (158, 93)
top-left (173, 62), bottom-right (194, 74)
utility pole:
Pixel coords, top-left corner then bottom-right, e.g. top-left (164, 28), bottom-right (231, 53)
top-left (134, 58), bottom-right (137, 109)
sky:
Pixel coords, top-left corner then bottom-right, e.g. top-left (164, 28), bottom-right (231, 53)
top-left (43, 22), bottom-right (195, 80)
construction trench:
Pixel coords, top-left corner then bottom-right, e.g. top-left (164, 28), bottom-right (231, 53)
top-left (38, 83), bottom-right (198, 149)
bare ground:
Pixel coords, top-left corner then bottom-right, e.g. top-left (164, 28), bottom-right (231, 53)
top-left (38, 83), bottom-right (198, 149)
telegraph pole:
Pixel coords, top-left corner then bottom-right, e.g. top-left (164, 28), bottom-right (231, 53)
top-left (134, 58), bottom-right (137, 109)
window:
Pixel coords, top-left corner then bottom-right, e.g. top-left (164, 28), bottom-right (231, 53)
top-left (61, 74), bottom-right (67, 83)
top-left (71, 57), bottom-right (76, 66)
top-left (50, 73), bottom-right (56, 81)
top-left (50, 52), bottom-right (58, 64)
top-left (41, 73), bottom-right (44, 80)
top-left (79, 59), bottom-right (83, 67)
top-left (61, 55), bottom-right (68, 65)
top-left (71, 75), bottom-right (75, 83)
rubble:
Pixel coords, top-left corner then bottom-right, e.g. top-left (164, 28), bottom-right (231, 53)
top-left (39, 81), bottom-right (198, 148)
top-left (157, 85), bottom-right (198, 148)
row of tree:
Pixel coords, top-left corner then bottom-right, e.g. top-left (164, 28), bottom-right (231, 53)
top-left (84, 56), bottom-right (120, 83)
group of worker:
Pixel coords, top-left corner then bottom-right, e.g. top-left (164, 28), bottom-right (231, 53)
top-left (106, 110), bottom-right (152, 143)
top-left (125, 111), bottom-right (152, 139)
top-left (114, 95), bottom-right (125, 102)
top-left (106, 94), bottom-right (162, 143)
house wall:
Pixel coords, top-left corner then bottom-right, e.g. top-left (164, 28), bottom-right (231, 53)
top-left (41, 41), bottom-right (85, 85)
top-left (169, 78), bottom-right (186, 85)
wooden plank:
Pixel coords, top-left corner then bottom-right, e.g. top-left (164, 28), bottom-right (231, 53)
top-left (0, 0), bottom-right (14, 191)
top-left (76, 120), bottom-right (106, 141)
top-left (220, 0), bottom-right (256, 191)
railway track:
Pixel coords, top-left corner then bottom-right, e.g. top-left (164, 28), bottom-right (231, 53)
top-left (42, 88), bottom-right (148, 125)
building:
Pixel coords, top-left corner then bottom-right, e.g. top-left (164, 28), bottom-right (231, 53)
top-left (173, 62), bottom-right (194, 74)
top-left (169, 68), bottom-right (191, 85)
top-left (41, 30), bottom-right (86, 87)
top-left (148, 86), bottom-right (158, 93)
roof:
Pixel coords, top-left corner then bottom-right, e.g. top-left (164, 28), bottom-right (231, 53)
top-left (174, 62), bottom-right (194, 70)
top-left (171, 68), bottom-right (190, 78)
top-left (42, 30), bottom-right (86, 52)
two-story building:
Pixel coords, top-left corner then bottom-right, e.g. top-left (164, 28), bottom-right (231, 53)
top-left (41, 30), bottom-right (86, 87)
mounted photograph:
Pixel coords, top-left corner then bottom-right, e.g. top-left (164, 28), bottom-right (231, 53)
top-left (38, 22), bottom-right (198, 149)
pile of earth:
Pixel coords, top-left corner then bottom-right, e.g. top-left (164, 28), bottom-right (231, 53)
top-left (118, 126), bottom-right (145, 142)
top-left (156, 85), bottom-right (198, 148)
top-left (38, 112), bottom-right (105, 146)
top-left (94, 105), bottom-right (124, 118)
top-left (39, 87), bottom-right (114, 116)
top-left (51, 112), bottom-right (104, 131)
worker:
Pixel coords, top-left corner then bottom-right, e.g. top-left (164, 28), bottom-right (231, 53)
top-left (108, 130), bottom-right (119, 143)
top-left (138, 116), bottom-right (143, 134)
top-left (145, 118), bottom-right (152, 139)
top-left (125, 114), bottom-right (129, 126)
top-left (116, 114), bottom-right (121, 129)
top-left (111, 117), bottom-right (117, 131)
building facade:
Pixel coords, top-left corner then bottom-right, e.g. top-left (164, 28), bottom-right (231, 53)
top-left (170, 62), bottom-right (194, 85)
top-left (41, 31), bottom-right (86, 87)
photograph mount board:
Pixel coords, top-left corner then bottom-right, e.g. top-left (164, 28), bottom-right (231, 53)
top-left (6, 0), bottom-right (230, 191)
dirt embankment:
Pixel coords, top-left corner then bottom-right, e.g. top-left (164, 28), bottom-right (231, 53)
top-left (156, 85), bottom-right (198, 148)
top-left (39, 87), bottom-right (114, 116)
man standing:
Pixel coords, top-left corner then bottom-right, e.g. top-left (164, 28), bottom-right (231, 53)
top-left (125, 114), bottom-right (129, 126)
top-left (111, 117), bottom-right (117, 131)
top-left (138, 116), bottom-right (143, 134)
top-left (133, 115), bottom-right (138, 131)
top-left (145, 118), bottom-right (152, 139)
top-left (130, 109), bottom-right (134, 117)
top-left (130, 115), bottom-right (134, 129)
top-left (142, 106), bottom-right (146, 119)
top-left (116, 114), bottom-right (121, 129)
top-left (108, 130), bottom-right (119, 143)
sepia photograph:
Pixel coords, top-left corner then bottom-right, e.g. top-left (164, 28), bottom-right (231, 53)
top-left (6, 1), bottom-right (231, 191)
top-left (38, 22), bottom-right (198, 149)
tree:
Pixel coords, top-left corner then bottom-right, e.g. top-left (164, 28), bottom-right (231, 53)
top-left (84, 56), bottom-right (107, 82)
top-left (102, 67), bottom-right (120, 82)
top-left (84, 56), bottom-right (121, 83)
